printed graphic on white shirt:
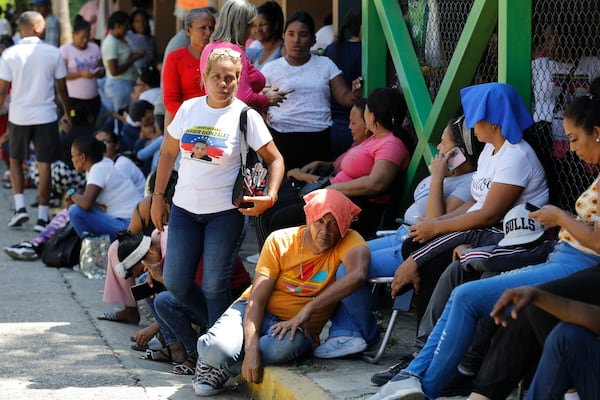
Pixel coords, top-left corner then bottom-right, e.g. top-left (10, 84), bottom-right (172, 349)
top-left (181, 125), bottom-right (230, 164)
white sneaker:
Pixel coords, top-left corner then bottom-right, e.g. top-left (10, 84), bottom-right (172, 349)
top-left (368, 374), bottom-right (425, 400)
top-left (4, 241), bottom-right (38, 261)
top-left (313, 336), bottom-right (367, 359)
top-left (193, 361), bottom-right (229, 396)
top-left (246, 252), bottom-right (260, 264)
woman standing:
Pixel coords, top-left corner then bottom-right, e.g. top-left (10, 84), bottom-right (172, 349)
top-left (68, 135), bottom-right (141, 240)
top-left (151, 47), bottom-right (284, 326)
top-left (260, 11), bottom-right (362, 170)
top-left (200, 0), bottom-right (286, 113)
top-left (101, 11), bottom-right (144, 112)
top-left (162, 8), bottom-right (215, 132)
top-left (60, 15), bottom-right (104, 125)
top-left (125, 8), bottom-right (155, 72)
top-left (249, 1), bottom-right (284, 70)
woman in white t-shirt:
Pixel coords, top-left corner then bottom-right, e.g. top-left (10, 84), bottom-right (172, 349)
top-left (60, 15), bottom-right (104, 125)
top-left (150, 47), bottom-right (284, 327)
top-left (260, 11), bottom-right (361, 170)
top-left (67, 135), bottom-right (142, 241)
top-left (388, 83), bottom-right (549, 331)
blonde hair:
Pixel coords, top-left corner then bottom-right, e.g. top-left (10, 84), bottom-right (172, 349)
top-left (203, 47), bottom-right (243, 79)
top-left (211, 0), bottom-right (256, 46)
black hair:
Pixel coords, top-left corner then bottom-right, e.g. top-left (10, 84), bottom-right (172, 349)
top-left (129, 100), bottom-right (154, 123)
top-left (95, 129), bottom-right (118, 144)
top-left (334, 5), bottom-right (361, 61)
top-left (139, 65), bottom-right (160, 88)
top-left (73, 14), bottom-right (91, 32)
top-left (564, 76), bottom-right (600, 135)
top-left (129, 8), bottom-right (151, 36)
top-left (256, 1), bottom-right (284, 39)
top-left (72, 134), bottom-right (105, 163)
top-left (445, 116), bottom-right (483, 164)
top-left (353, 97), bottom-right (367, 116)
top-left (147, 169), bottom-right (178, 205)
top-left (284, 11), bottom-right (315, 36)
top-left (366, 87), bottom-right (413, 150)
top-left (115, 230), bottom-right (145, 263)
top-left (107, 11), bottom-right (129, 30)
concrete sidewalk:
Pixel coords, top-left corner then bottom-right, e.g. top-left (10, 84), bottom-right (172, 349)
top-left (0, 163), bottom-right (441, 400)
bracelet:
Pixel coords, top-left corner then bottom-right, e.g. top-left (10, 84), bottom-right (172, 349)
top-left (152, 192), bottom-right (164, 197)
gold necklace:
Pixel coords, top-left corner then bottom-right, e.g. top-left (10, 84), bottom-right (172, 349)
top-left (299, 229), bottom-right (305, 279)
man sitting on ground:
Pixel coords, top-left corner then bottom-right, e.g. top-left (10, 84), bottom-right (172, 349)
top-left (192, 189), bottom-right (370, 396)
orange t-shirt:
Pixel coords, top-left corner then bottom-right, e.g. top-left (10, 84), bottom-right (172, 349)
top-left (240, 226), bottom-right (367, 340)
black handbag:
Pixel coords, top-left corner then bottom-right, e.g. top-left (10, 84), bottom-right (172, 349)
top-left (232, 107), bottom-right (268, 208)
top-left (41, 221), bottom-right (82, 268)
top-left (296, 176), bottom-right (331, 198)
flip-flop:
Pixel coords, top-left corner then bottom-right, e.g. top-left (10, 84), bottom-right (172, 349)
top-left (139, 348), bottom-right (176, 364)
top-left (131, 343), bottom-right (147, 352)
top-left (172, 353), bottom-right (197, 375)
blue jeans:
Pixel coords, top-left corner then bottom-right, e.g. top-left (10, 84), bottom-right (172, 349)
top-left (163, 205), bottom-right (244, 326)
top-left (104, 78), bottom-right (134, 111)
top-left (68, 205), bottom-right (129, 241)
top-left (152, 290), bottom-right (207, 355)
top-left (197, 300), bottom-right (313, 376)
top-left (403, 242), bottom-right (600, 399)
top-left (527, 323), bottom-right (600, 400)
top-left (326, 225), bottom-right (409, 343)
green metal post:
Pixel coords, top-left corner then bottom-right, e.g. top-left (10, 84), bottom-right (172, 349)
top-left (498, 0), bottom-right (532, 107)
top-left (362, 0), bottom-right (387, 94)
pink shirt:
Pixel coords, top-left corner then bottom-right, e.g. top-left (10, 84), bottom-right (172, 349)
top-left (60, 42), bottom-right (102, 100)
top-left (200, 42), bottom-right (268, 112)
top-left (331, 133), bottom-right (410, 203)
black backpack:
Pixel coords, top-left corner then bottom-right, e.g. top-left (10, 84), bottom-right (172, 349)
top-left (41, 222), bottom-right (82, 268)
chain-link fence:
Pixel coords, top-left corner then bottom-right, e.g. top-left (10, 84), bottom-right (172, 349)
top-left (396, 0), bottom-right (600, 212)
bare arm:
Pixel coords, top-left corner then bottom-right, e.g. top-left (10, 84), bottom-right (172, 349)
top-left (270, 245), bottom-right (370, 340)
top-left (409, 182), bottom-right (523, 243)
top-left (242, 273), bottom-right (276, 384)
top-left (71, 183), bottom-right (102, 210)
top-left (425, 153), bottom-right (468, 218)
top-left (529, 181), bottom-right (600, 253)
top-left (332, 160), bottom-right (399, 198)
top-left (105, 50), bottom-right (143, 76)
top-left (55, 78), bottom-right (71, 125)
top-left (150, 134), bottom-right (179, 231)
top-left (0, 79), bottom-right (9, 111)
top-left (330, 75), bottom-right (360, 108)
top-left (491, 286), bottom-right (600, 335)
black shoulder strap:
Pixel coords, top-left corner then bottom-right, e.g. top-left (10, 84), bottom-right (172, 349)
top-left (239, 106), bottom-right (251, 165)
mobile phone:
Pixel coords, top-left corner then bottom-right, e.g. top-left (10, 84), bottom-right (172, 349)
top-left (446, 146), bottom-right (467, 171)
top-left (525, 202), bottom-right (540, 212)
top-left (130, 281), bottom-right (164, 301)
top-left (66, 187), bottom-right (76, 196)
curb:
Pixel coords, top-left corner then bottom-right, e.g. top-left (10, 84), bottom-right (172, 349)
top-left (239, 366), bottom-right (333, 400)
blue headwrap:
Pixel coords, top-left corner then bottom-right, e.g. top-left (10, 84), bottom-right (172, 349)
top-left (460, 82), bottom-right (533, 144)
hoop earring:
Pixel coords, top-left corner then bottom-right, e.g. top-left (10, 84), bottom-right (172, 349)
top-left (596, 138), bottom-right (600, 143)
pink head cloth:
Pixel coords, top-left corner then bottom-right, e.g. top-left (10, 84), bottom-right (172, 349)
top-left (303, 189), bottom-right (361, 237)
top-left (199, 41), bottom-right (244, 77)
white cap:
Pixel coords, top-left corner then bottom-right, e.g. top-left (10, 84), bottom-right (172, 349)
top-left (498, 204), bottom-right (545, 246)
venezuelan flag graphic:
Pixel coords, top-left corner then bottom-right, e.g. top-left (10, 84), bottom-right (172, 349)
top-left (181, 126), bottom-right (228, 159)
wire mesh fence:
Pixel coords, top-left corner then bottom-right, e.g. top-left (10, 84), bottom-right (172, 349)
top-left (396, 0), bottom-right (600, 212)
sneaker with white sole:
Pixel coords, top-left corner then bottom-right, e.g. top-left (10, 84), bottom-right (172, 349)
top-left (193, 361), bottom-right (229, 396)
top-left (4, 241), bottom-right (39, 261)
top-left (368, 374), bottom-right (425, 400)
top-left (33, 218), bottom-right (49, 233)
top-left (313, 336), bottom-right (367, 359)
top-left (246, 252), bottom-right (260, 264)
top-left (8, 208), bottom-right (29, 228)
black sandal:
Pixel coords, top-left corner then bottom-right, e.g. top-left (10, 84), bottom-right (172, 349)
top-left (139, 347), bottom-right (174, 364)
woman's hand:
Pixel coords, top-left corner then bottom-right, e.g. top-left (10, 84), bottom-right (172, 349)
top-left (238, 195), bottom-right (276, 217)
top-left (408, 217), bottom-right (439, 243)
top-left (150, 195), bottom-right (167, 232)
top-left (143, 261), bottom-right (163, 284)
top-left (134, 323), bottom-right (160, 346)
top-left (529, 205), bottom-right (568, 228)
top-left (429, 153), bottom-right (449, 181)
top-left (262, 87), bottom-right (289, 107)
top-left (301, 161), bottom-right (325, 174)
top-left (351, 76), bottom-right (363, 98)
top-left (391, 256), bottom-right (421, 296)
top-left (452, 244), bottom-right (472, 261)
